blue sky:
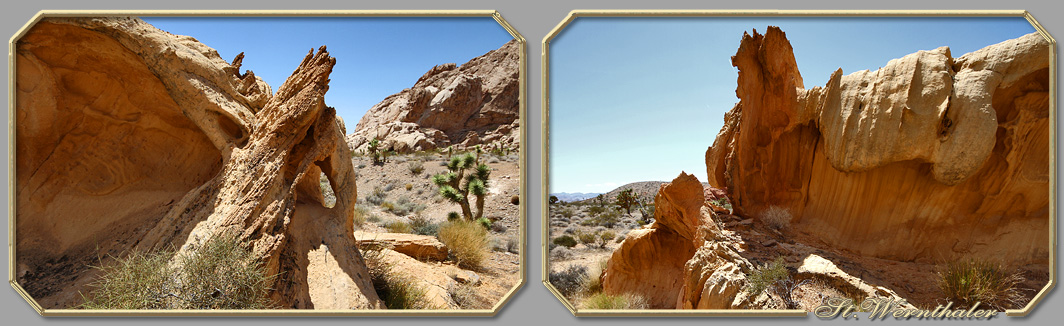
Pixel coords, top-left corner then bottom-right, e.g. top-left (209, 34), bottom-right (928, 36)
top-left (548, 17), bottom-right (1037, 194)
top-left (142, 17), bottom-right (514, 130)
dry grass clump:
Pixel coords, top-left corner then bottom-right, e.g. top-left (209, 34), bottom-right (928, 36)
top-left (352, 204), bottom-right (370, 228)
top-left (359, 243), bottom-right (432, 309)
top-left (580, 293), bottom-right (649, 310)
top-left (938, 260), bottom-right (1024, 310)
top-left (761, 206), bottom-right (792, 230)
top-left (437, 220), bottom-right (490, 269)
top-left (81, 234), bottom-right (276, 309)
top-left (385, 220), bottom-right (413, 234)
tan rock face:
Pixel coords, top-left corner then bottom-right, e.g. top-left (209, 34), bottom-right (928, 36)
top-left (15, 17), bottom-right (381, 309)
top-left (347, 40), bottom-right (520, 153)
top-left (705, 27), bottom-right (1050, 265)
top-left (601, 172), bottom-right (705, 308)
top-left (354, 231), bottom-right (449, 261)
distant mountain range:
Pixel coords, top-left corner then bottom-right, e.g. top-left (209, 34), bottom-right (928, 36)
top-left (548, 192), bottom-right (601, 202)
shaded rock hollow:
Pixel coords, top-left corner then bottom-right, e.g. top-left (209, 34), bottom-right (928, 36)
top-left (705, 27), bottom-right (1050, 265)
top-left (15, 17), bottom-right (381, 309)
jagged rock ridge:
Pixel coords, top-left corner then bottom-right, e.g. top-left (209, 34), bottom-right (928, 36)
top-left (346, 40), bottom-right (520, 154)
top-left (705, 27), bottom-right (1050, 265)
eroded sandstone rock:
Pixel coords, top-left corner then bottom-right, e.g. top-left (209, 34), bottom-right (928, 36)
top-left (15, 17), bottom-right (381, 309)
top-left (354, 231), bottom-right (449, 261)
top-left (705, 27), bottom-right (1050, 265)
top-left (346, 40), bottom-right (520, 154)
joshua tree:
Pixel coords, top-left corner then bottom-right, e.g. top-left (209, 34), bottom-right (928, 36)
top-left (549, 195), bottom-right (559, 205)
top-left (637, 197), bottom-right (655, 224)
top-left (432, 151), bottom-right (491, 220)
top-left (615, 189), bottom-right (638, 215)
top-left (368, 138), bottom-right (383, 165)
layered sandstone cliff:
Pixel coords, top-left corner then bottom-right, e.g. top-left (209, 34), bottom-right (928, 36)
top-left (705, 27), bottom-right (1050, 265)
top-left (346, 40), bottom-right (520, 154)
top-left (15, 17), bottom-right (381, 309)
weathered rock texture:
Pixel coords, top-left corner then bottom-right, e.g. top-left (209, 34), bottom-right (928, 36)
top-left (15, 17), bottom-right (381, 309)
top-left (346, 40), bottom-right (520, 153)
top-left (601, 172), bottom-right (706, 308)
top-left (705, 27), bottom-right (1050, 265)
top-left (354, 231), bottom-right (449, 261)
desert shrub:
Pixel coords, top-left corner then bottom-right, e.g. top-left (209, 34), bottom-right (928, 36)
top-left (367, 214), bottom-right (382, 223)
top-left (365, 186), bottom-right (387, 206)
top-left (490, 221), bottom-right (508, 233)
top-left (583, 209), bottom-right (621, 228)
top-left (550, 246), bottom-right (574, 260)
top-left (407, 161), bottom-right (425, 175)
top-left (404, 183), bottom-right (413, 191)
top-left (577, 231), bottom-right (598, 247)
top-left (448, 282), bottom-right (483, 309)
top-left (588, 206), bottom-right (606, 215)
top-left (81, 235), bottom-right (276, 309)
top-left (761, 206), bottom-right (792, 230)
top-left (385, 221), bottom-right (413, 234)
top-left (409, 215), bottom-right (438, 236)
top-left (580, 293), bottom-right (648, 309)
top-left (557, 207), bottom-right (575, 218)
top-left (383, 196), bottom-right (426, 216)
top-left (505, 236), bottom-right (519, 254)
top-left (510, 195), bottom-right (520, 205)
top-left (597, 231), bottom-right (616, 249)
top-left (352, 205), bottom-right (370, 229)
top-left (548, 265), bottom-right (587, 298)
top-left (476, 217), bottom-right (493, 230)
top-left (447, 211), bottom-right (461, 222)
top-left (745, 258), bottom-right (789, 296)
top-left (552, 235), bottom-right (578, 248)
top-left (938, 260), bottom-right (1024, 310)
top-left (359, 243), bottom-right (431, 309)
top-left (437, 220), bottom-right (489, 269)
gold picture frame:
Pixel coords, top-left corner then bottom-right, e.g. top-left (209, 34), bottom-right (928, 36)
top-left (541, 9), bottom-right (1055, 318)
top-left (8, 9), bottom-right (527, 317)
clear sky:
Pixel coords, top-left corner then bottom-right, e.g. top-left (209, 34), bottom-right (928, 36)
top-left (548, 17), bottom-right (1037, 194)
top-left (142, 17), bottom-right (514, 130)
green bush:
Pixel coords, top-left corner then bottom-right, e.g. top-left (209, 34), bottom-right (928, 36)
top-left (938, 260), bottom-right (1024, 310)
top-left (552, 235), bottom-right (578, 248)
top-left (745, 258), bottom-right (789, 296)
top-left (81, 234), bottom-right (276, 309)
top-left (437, 220), bottom-right (489, 269)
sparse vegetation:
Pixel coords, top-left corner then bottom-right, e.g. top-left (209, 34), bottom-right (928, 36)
top-left (432, 150), bottom-right (491, 220)
top-left (80, 234), bottom-right (276, 310)
top-left (550, 246), bottom-right (574, 261)
top-left (353, 205), bottom-right (370, 228)
top-left (597, 231), bottom-right (616, 249)
top-left (745, 258), bottom-right (789, 297)
top-left (359, 243), bottom-right (431, 309)
top-left (385, 220), bottom-right (413, 234)
top-left (368, 138), bottom-right (384, 165)
top-left (938, 260), bottom-right (1024, 310)
top-left (548, 265), bottom-right (587, 298)
top-left (761, 206), bottom-right (792, 230)
top-left (409, 215), bottom-right (439, 236)
top-left (407, 161), bottom-right (425, 175)
top-left (577, 231), bottom-right (598, 247)
top-left (614, 189), bottom-right (638, 215)
top-left (437, 220), bottom-right (489, 269)
top-left (552, 235), bottom-right (578, 248)
top-left (580, 293), bottom-right (648, 310)
top-left (365, 186), bottom-right (387, 206)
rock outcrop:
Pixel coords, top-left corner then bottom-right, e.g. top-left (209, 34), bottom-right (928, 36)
top-left (346, 40), bottom-right (520, 154)
top-left (601, 172), bottom-right (707, 308)
top-left (354, 231), bottom-right (449, 261)
top-left (15, 17), bottom-right (381, 309)
top-left (705, 27), bottom-right (1050, 265)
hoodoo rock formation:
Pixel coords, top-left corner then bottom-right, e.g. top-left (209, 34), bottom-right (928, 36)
top-left (705, 27), bottom-right (1050, 265)
top-left (346, 40), bottom-right (520, 154)
top-left (15, 17), bottom-right (381, 309)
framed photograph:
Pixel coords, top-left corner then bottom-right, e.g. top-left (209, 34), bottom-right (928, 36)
top-left (542, 10), bottom-right (1054, 318)
top-left (9, 10), bottom-right (525, 316)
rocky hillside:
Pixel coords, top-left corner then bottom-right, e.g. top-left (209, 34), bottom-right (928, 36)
top-left (705, 27), bottom-right (1050, 265)
top-left (346, 40), bottom-right (520, 154)
top-left (15, 17), bottom-right (378, 309)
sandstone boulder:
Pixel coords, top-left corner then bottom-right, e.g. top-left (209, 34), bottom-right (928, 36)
top-left (347, 40), bottom-right (520, 154)
top-left (601, 172), bottom-right (705, 308)
top-left (705, 27), bottom-right (1050, 265)
top-left (677, 241), bottom-right (753, 309)
top-left (15, 17), bottom-right (381, 309)
top-left (378, 249), bottom-right (460, 309)
top-left (354, 231), bottom-right (449, 261)
top-left (795, 255), bottom-right (911, 308)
